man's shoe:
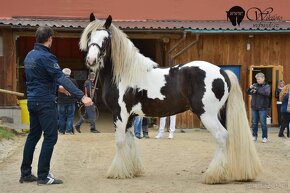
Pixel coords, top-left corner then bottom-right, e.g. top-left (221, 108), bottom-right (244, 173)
top-left (155, 133), bottom-right (163, 139)
top-left (91, 129), bottom-right (101, 133)
top-left (37, 174), bottom-right (63, 185)
top-left (91, 129), bottom-right (100, 133)
top-left (143, 133), bottom-right (150, 138)
top-left (19, 174), bottom-right (37, 183)
top-left (252, 136), bottom-right (257, 142)
top-left (262, 138), bottom-right (267, 143)
top-left (168, 132), bottom-right (174, 139)
top-left (278, 134), bottom-right (286, 138)
top-left (75, 126), bottom-right (81, 133)
top-left (58, 131), bottom-right (65, 135)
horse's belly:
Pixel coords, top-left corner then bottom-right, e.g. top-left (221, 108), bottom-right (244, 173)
top-left (141, 100), bottom-right (189, 117)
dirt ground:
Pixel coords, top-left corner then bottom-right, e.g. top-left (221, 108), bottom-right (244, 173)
top-left (0, 119), bottom-right (290, 193)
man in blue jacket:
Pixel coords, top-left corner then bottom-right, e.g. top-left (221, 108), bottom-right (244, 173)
top-left (19, 26), bottom-right (93, 185)
top-left (247, 72), bottom-right (271, 143)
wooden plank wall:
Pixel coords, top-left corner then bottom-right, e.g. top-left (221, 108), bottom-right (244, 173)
top-left (18, 37), bottom-right (85, 66)
top-left (170, 33), bottom-right (290, 128)
top-left (0, 28), bottom-right (17, 106)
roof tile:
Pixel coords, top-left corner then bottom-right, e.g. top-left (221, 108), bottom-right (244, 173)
top-left (0, 17), bottom-right (289, 32)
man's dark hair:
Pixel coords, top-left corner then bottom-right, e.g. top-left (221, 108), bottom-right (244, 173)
top-left (35, 26), bottom-right (54, 43)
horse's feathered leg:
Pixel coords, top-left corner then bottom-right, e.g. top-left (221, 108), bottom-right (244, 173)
top-left (200, 113), bottom-right (229, 184)
top-left (106, 114), bottom-right (144, 178)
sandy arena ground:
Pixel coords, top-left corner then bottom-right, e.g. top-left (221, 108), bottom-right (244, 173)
top-left (0, 119), bottom-right (289, 193)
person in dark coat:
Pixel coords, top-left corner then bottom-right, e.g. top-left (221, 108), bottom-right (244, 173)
top-left (75, 72), bottom-right (100, 133)
top-left (278, 84), bottom-right (290, 138)
top-left (19, 26), bottom-right (93, 185)
top-left (247, 72), bottom-right (271, 143)
top-left (275, 80), bottom-right (285, 127)
top-left (58, 68), bottom-right (78, 134)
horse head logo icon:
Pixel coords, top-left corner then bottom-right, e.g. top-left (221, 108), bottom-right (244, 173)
top-left (226, 6), bottom-right (245, 26)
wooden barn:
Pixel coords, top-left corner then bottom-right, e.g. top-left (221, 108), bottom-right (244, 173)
top-left (0, 0), bottom-right (290, 128)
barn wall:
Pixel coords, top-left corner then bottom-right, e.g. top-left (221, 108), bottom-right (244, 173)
top-left (2, 28), bottom-right (290, 128)
top-left (0, 28), bottom-right (17, 106)
top-left (169, 33), bottom-right (290, 128)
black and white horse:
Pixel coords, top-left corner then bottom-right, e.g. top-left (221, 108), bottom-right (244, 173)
top-left (79, 14), bottom-right (262, 184)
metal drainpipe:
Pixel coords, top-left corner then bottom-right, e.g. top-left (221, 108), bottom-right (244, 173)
top-left (171, 33), bottom-right (200, 64)
top-left (167, 31), bottom-right (187, 65)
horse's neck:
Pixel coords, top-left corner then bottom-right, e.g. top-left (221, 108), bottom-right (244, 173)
top-left (99, 59), bottom-right (114, 87)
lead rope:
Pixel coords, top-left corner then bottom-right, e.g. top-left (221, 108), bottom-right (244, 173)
top-left (90, 71), bottom-right (100, 103)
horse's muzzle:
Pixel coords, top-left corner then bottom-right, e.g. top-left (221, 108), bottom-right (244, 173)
top-left (86, 57), bottom-right (96, 66)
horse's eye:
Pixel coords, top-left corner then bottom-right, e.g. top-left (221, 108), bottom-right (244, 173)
top-left (87, 33), bottom-right (91, 44)
top-left (87, 32), bottom-right (91, 39)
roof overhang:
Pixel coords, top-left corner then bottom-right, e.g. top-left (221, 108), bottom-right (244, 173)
top-left (0, 17), bottom-right (290, 33)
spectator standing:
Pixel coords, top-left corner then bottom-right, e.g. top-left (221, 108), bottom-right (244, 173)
top-left (75, 72), bottom-right (100, 133)
top-left (155, 115), bottom-right (176, 139)
top-left (247, 72), bottom-right (271, 143)
top-left (275, 80), bottom-right (285, 127)
top-left (58, 68), bottom-right (78, 134)
top-left (134, 117), bottom-right (149, 139)
top-left (278, 84), bottom-right (290, 138)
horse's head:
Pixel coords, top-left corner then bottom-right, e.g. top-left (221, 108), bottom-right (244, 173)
top-left (85, 14), bottom-right (112, 72)
top-left (81, 13), bottom-right (157, 84)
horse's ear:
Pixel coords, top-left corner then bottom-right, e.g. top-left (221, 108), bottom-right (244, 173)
top-left (90, 13), bottom-right (96, 22)
top-left (104, 15), bottom-right (112, 29)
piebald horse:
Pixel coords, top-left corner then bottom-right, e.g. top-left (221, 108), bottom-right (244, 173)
top-left (79, 14), bottom-right (262, 184)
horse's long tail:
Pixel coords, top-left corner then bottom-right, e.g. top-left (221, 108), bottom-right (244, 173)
top-left (225, 70), bottom-right (262, 181)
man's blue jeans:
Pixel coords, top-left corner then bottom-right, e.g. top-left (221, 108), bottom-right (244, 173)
top-left (252, 109), bottom-right (268, 139)
top-left (20, 101), bottom-right (58, 180)
top-left (75, 105), bottom-right (96, 130)
top-left (134, 117), bottom-right (143, 138)
top-left (58, 103), bottom-right (76, 133)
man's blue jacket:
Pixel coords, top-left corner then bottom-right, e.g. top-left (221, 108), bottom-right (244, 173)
top-left (24, 43), bottom-right (84, 102)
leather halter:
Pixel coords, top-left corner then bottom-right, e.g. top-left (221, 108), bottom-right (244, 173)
top-left (88, 30), bottom-right (111, 59)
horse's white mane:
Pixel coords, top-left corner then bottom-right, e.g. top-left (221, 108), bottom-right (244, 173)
top-left (80, 19), bottom-right (158, 85)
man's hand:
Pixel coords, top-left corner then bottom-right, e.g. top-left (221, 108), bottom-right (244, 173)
top-left (250, 84), bottom-right (256, 89)
top-left (58, 86), bottom-right (71, 96)
top-left (81, 96), bottom-right (93, 106)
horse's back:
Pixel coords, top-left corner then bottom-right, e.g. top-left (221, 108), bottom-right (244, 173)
top-left (181, 61), bottom-right (221, 74)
